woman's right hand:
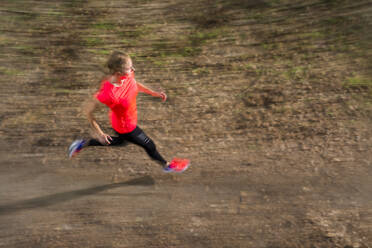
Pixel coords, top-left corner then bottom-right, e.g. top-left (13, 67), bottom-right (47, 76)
top-left (97, 133), bottom-right (113, 145)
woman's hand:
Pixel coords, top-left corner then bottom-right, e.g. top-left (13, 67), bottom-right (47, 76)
top-left (85, 97), bottom-right (111, 145)
top-left (137, 82), bottom-right (167, 102)
top-left (97, 133), bottom-right (113, 145)
top-left (159, 92), bottom-right (167, 102)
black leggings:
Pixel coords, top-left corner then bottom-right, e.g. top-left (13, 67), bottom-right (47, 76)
top-left (87, 126), bottom-right (167, 165)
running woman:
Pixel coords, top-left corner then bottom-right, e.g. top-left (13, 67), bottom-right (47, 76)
top-left (68, 51), bottom-right (189, 173)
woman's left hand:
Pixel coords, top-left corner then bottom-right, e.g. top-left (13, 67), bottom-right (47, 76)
top-left (159, 92), bottom-right (167, 102)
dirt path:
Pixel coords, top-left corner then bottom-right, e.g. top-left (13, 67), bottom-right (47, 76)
top-left (0, 0), bottom-right (371, 247)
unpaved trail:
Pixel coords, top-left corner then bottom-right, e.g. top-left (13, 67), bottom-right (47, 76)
top-left (0, 0), bottom-right (371, 247)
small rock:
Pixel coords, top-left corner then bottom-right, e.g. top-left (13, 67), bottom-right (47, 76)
top-left (302, 186), bottom-right (311, 192)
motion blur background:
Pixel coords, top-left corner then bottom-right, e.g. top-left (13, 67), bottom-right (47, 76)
top-left (0, 0), bottom-right (371, 247)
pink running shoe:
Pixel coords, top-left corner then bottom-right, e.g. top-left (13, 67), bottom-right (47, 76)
top-left (164, 158), bottom-right (190, 173)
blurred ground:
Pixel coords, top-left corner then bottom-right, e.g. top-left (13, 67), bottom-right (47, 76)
top-left (0, 0), bottom-right (371, 247)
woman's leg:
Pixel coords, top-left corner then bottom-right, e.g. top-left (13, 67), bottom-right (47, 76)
top-left (69, 134), bottom-right (126, 158)
top-left (86, 135), bottom-right (126, 146)
top-left (123, 126), bottom-right (167, 166)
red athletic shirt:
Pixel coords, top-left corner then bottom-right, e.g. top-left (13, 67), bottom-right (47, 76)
top-left (95, 71), bottom-right (138, 134)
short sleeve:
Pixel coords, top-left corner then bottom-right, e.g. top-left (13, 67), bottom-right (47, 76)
top-left (94, 82), bottom-right (109, 105)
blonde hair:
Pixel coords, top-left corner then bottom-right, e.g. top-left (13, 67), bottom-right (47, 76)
top-left (106, 51), bottom-right (131, 74)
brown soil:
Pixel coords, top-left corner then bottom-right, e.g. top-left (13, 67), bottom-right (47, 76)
top-left (0, 0), bottom-right (371, 247)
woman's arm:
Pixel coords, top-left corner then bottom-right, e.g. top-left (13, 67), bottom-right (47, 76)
top-left (83, 97), bottom-right (112, 145)
top-left (137, 82), bottom-right (167, 102)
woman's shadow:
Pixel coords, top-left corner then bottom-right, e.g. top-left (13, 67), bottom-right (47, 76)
top-left (0, 176), bottom-right (155, 215)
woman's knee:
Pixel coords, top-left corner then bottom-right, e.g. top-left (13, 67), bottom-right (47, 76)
top-left (144, 138), bottom-right (156, 153)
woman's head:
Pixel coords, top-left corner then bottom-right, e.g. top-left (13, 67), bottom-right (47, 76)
top-left (106, 51), bottom-right (133, 75)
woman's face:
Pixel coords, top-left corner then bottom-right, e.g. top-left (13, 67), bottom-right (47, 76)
top-left (122, 58), bottom-right (135, 75)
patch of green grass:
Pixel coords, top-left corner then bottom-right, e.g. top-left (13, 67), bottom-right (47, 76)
top-left (248, 12), bottom-right (265, 21)
top-left (344, 76), bottom-right (372, 90)
top-left (148, 28), bottom-right (225, 58)
top-left (0, 37), bottom-right (11, 45)
top-left (148, 57), bottom-right (169, 67)
top-left (231, 64), bottom-right (244, 71)
top-left (121, 38), bottom-right (136, 46)
top-left (87, 49), bottom-right (110, 55)
top-left (344, 76), bottom-right (372, 98)
top-left (190, 29), bottom-right (222, 45)
top-left (299, 31), bottom-right (324, 39)
top-left (284, 66), bottom-right (306, 80)
top-left (244, 63), bottom-right (257, 70)
top-left (121, 25), bottom-right (154, 39)
top-left (153, 44), bottom-right (202, 58)
top-left (153, 60), bottom-right (167, 66)
top-left (322, 16), bottom-right (349, 26)
top-left (176, 29), bottom-right (226, 57)
top-left (192, 67), bottom-right (210, 75)
top-left (46, 10), bottom-right (64, 17)
top-left (146, 26), bottom-right (229, 59)
top-left (13, 12), bottom-right (38, 22)
top-left (129, 52), bottom-right (141, 60)
top-left (180, 46), bottom-right (202, 57)
top-left (14, 45), bottom-right (35, 53)
top-left (0, 66), bottom-right (24, 76)
top-left (92, 22), bottom-right (115, 30)
top-left (84, 37), bottom-right (103, 47)
top-left (261, 43), bottom-right (277, 50)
